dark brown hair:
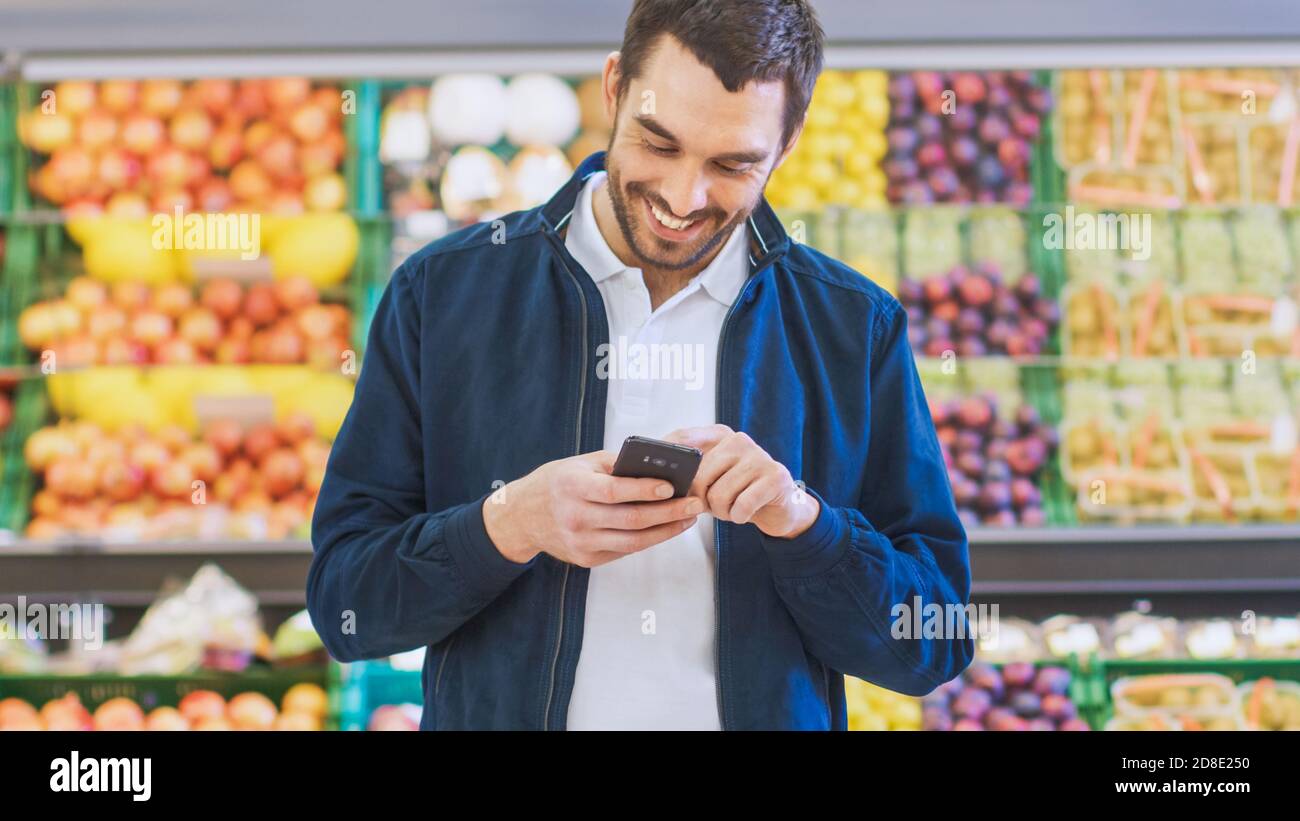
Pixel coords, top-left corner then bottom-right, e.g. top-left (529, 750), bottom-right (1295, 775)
top-left (616, 0), bottom-right (825, 149)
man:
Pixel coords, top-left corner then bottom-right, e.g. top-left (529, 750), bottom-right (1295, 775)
top-left (308, 0), bottom-right (973, 730)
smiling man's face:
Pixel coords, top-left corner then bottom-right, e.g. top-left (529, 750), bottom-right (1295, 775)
top-left (600, 34), bottom-right (801, 273)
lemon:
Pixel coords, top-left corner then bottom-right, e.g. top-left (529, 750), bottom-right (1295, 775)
top-left (858, 130), bottom-right (888, 163)
top-left (861, 94), bottom-right (890, 130)
top-left (268, 213), bottom-right (360, 288)
top-left (84, 220), bottom-right (180, 284)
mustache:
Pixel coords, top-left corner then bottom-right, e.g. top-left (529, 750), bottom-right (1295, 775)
top-left (624, 181), bottom-right (723, 223)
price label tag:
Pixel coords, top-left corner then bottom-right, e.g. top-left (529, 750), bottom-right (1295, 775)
top-left (1271, 296), bottom-right (1298, 336)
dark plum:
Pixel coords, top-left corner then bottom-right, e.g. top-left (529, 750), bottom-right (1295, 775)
top-left (916, 113), bottom-right (944, 142)
top-left (958, 336), bottom-right (987, 358)
top-left (1033, 666), bottom-right (1072, 697)
top-left (956, 307), bottom-right (986, 336)
top-left (1040, 693), bottom-right (1077, 721)
top-left (978, 481), bottom-right (1012, 512)
top-left (952, 687), bottom-right (993, 721)
top-left (887, 126), bottom-right (919, 156)
top-left (1010, 690), bottom-right (1042, 718)
top-left (1019, 507), bottom-right (1046, 527)
top-left (978, 116), bottom-right (1010, 144)
top-left (923, 706), bottom-right (953, 731)
top-left (964, 663), bottom-right (1005, 700)
top-left (975, 155), bottom-right (1006, 189)
top-left (1014, 274), bottom-right (1042, 304)
top-left (888, 73), bottom-right (917, 101)
top-left (1010, 477), bottom-right (1041, 509)
top-left (1002, 662), bottom-right (1036, 688)
top-left (949, 105), bottom-right (978, 133)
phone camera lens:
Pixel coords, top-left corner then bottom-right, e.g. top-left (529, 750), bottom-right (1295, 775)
top-left (652, 457), bottom-right (667, 467)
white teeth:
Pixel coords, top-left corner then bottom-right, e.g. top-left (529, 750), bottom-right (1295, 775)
top-left (650, 203), bottom-right (694, 231)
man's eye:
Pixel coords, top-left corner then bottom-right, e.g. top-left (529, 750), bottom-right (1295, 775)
top-left (642, 140), bottom-right (676, 156)
top-left (715, 162), bottom-right (748, 176)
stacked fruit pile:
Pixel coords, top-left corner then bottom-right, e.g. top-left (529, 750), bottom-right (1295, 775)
top-left (766, 70), bottom-right (889, 209)
top-left (845, 677), bottom-right (922, 731)
top-left (18, 275), bottom-right (351, 368)
top-left (23, 414), bottom-right (328, 540)
top-left (932, 396), bottom-right (1057, 527)
top-left (885, 71), bottom-right (1051, 205)
top-left (899, 263), bottom-right (1057, 358)
top-left (924, 663), bottom-right (1089, 731)
top-left (0, 683), bottom-right (329, 731)
top-left (19, 78), bottom-right (348, 216)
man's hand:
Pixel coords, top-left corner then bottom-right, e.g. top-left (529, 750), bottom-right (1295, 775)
top-left (482, 451), bottom-right (703, 568)
top-left (664, 424), bottom-right (820, 540)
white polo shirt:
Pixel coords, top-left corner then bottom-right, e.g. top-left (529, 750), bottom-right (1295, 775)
top-left (563, 170), bottom-right (750, 730)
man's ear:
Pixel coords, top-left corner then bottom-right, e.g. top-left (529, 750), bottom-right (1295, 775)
top-left (601, 51), bottom-right (622, 129)
top-left (773, 115), bottom-right (807, 173)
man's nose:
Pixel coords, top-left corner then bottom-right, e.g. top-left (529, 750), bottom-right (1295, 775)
top-left (659, 168), bottom-right (710, 219)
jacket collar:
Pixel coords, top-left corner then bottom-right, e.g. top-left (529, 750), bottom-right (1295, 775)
top-left (541, 151), bottom-right (791, 273)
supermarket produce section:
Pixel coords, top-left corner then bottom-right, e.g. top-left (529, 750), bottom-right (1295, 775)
top-left (1, 60), bottom-right (1299, 731)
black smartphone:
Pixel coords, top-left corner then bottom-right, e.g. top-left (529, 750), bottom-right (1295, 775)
top-left (611, 435), bottom-right (703, 499)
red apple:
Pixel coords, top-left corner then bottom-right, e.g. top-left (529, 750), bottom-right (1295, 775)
top-left (151, 458), bottom-right (195, 498)
top-left (273, 275), bottom-right (318, 312)
top-left (140, 79), bottom-right (184, 117)
top-left (242, 283), bottom-right (280, 326)
top-left (203, 419), bottom-right (244, 458)
top-left (304, 172), bottom-right (346, 211)
top-left (179, 690), bottom-right (227, 724)
top-left (99, 79), bottom-right (139, 114)
top-left (229, 160), bottom-right (272, 204)
top-left (200, 278), bottom-right (244, 320)
top-left (191, 78), bottom-right (236, 115)
top-left (266, 77), bottom-right (311, 111)
top-left (53, 80), bottom-right (97, 115)
top-left (208, 127), bottom-right (244, 170)
top-left (178, 307), bottom-right (222, 351)
top-left (76, 108), bottom-right (119, 151)
top-left (170, 107), bottom-right (215, 152)
top-left (228, 692), bottom-right (278, 730)
top-left (93, 697), bottom-right (145, 731)
top-left (121, 112), bottom-right (166, 156)
top-left (97, 148), bottom-right (143, 191)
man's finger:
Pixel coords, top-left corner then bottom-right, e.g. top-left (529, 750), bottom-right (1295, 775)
top-left (731, 473), bottom-right (784, 524)
top-left (584, 497), bottom-right (703, 530)
top-left (581, 472), bottom-right (676, 503)
top-left (588, 516), bottom-right (699, 554)
top-left (663, 424), bottom-right (732, 452)
top-left (690, 445), bottom-right (742, 499)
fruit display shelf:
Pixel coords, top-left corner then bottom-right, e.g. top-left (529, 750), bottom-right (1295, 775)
top-left (0, 667), bottom-right (334, 730)
top-left (1053, 67), bottom-right (1300, 209)
top-left (1074, 655), bottom-right (1300, 730)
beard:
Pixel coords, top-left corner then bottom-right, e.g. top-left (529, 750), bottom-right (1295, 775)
top-left (604, 143), bottom-right (756, 273)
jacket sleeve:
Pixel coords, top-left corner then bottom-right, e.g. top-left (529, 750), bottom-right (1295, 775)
top-left (307, 263), bottom-right (537, 662)
top-left (760, 299), bottom-right (974, 696)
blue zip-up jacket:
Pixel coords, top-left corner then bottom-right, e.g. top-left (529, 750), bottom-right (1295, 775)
top-left (308, 151), bottom-right (973, 730)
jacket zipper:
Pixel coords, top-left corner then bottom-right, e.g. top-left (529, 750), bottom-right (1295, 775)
top-left (542, 230), bottom-right (590, 731)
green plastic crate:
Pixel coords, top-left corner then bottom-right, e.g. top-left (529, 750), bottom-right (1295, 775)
top-left (0, 82), bottom-right (16, 217)
top-left (0, 376), bottom-right (47, 536)
top-left (0, 666), bottom-right (331, 716)
top-left (1081, 655), bottom-right (1300, 728)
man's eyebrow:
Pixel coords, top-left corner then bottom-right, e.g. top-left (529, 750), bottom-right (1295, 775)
top-left (633, 114), bottom-right (769, 165)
